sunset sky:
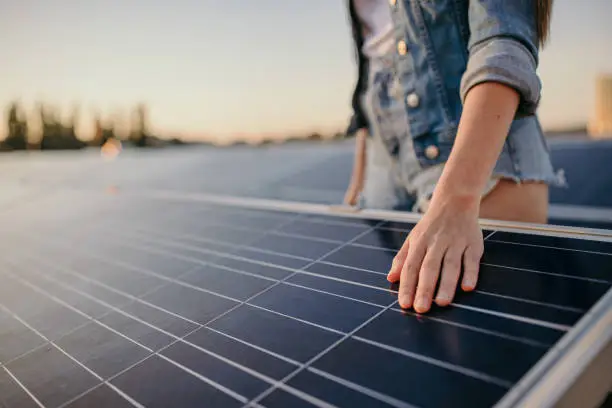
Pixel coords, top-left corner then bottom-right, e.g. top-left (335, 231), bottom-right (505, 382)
top-left (1, 0), bottom-right (611, 141)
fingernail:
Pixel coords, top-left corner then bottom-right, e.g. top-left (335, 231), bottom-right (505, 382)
top-left (414, 296), bottom-right (428, 312)
top-left (463, 278), bottom-right (475, 290)
top-left (399, 295), bottom-right (412, 309)
top-left (436, 293), bottom-right (450, 304)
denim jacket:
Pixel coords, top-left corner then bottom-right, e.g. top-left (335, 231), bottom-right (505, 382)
top-left (345, 0), bottom-right (543, 144)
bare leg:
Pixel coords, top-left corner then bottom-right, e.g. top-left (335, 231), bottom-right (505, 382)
top-left (479, 179), bottom-right (548, 224)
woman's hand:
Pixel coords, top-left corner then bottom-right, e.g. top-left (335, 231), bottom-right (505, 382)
top-left (386, 194), bottom-right (484, 313)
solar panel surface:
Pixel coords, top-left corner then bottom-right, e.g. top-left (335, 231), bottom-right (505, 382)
top-left (0, 188), bottom-right (610, 408)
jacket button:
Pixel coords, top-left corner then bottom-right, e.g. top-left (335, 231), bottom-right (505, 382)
top-left (406, 93), bottom-right (419, 108)
top-left (397, 41), bottom-right (407, 56)
top-left (425, 145), bottom-right (439, 160)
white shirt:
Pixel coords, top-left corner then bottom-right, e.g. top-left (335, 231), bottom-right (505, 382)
top-left (353, 0), bottom-right (395, 58)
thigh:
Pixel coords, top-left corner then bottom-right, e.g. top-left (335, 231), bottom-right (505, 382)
top-left (360, 138), bottom-right (414, 211)
top-left (479, 179), bottom-right (549, 223)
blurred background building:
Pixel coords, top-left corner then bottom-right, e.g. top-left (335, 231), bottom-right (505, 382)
top-left (588, 74), bottom-right (612, 139)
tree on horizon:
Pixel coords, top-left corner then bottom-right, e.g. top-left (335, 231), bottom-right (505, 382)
top-left (39, 103), bottom-right (85, 150)
top-left (2, 102), bottom-right (28, 150)
top-left (130, 103), bottom-right (149, 147)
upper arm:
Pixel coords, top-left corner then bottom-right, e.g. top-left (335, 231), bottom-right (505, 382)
top-left (460, 0), bottom-right (541, 117)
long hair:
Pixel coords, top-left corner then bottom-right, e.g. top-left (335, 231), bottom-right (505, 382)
top-left (535, 0), bottom-right (553, 47)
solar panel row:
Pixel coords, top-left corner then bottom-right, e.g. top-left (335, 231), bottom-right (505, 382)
top-left (0, 190), bottom-right (610, 408)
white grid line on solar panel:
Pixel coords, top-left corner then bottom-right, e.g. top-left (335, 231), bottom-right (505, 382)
top-left (205, 326), bottom-right (303, 365)
top-left (132, 188), bottom-right (612, 241)
top-left (17, 228), bottom-right (412, 406)
top-left (7, 236), bottom-right (547, 388)
top-left (352, 335), bottom-right (513, 387)
top-left (310, 261), bottom-right (588, 313)
top-left (0, 321), bottom-right (92, 370)
top-left (0, 276), bottom-right (177, 367)
top-left (0, 263), bottom-right (220, 407)
top-left (45, 232), bottom-right (383, 306)
top-left (293, 214), bottom-right (378, 228)
top-left (2, 249), bottom-right (521, 406)
top-left (61, 198), bottom-right (477, 254)
top-left (9, 214), bottom-right (589, 339)
top-left (1, 259), bottom-right (201, 346)
top-left (56, 324), bottom-right (205, 408)
top-left (486, 238), bottom-right (612, 257)
top-left (0, 301), bottom-right (146, 408)
top-left (133, 214), bottom-right (364, 246)
top-left (35, 222), bottom-right (582, 330)
top-left (2, 249), bottom-right (584, 408)
top-left (15, 231), bottom-right (386, 316)
top-left (3, 221), bottom-right (393, 408)
top-left (281, 227), bottom-right (612, 258)
top-left (89, 220), bottom-right (316, 268)
top-left (88, 215), bottom-right (612, 288)
top-left (379, 310), bottom-right (553, 348)
top-left (470, 290), bottom-right (584, 314)
top-left (12, 220), bottom-right (388, 335)
top-left (4, 194), bottom-right (608, 402)
top-left (0, 260), bottom-right (236, 407)
top-left (104, 206), bottom-right (435, 252)
top-left (242, 300), bottom-right (404, 407)
top-left (145, 200), bottom-right (299, 227)
top-left (0, 275), bottom-right (561, 389)
top-left (2, 366), bottom-right (45, 408)
top-left (14, 198), bottom-right (610, 288)
top-left (306, 367), bottom-right (419, 408)
top-left (66, 383), bottom-right (147, 408)
top-left (78, 216), bottom-right (609, 306)
top-left (135, 218), bottom-right (409, 255)
top-left (281, 281), bottom-right (388, 309)
top-left (0, 254), bottom-right (197, 370)
top-left (29, 230), bottom-right (386, 307)
top-left (0, 258), bottom-right (293, 408)
top-left (15, 226), bottom-right (388, 330)
top-left (97, 219), bottom-right (332, 262)
top-left (208, 319), bottom-right (544, 406)
top-left (434, 303), bottom-right (570, 331)
top-left (13, 239), bottom-right (558, 350)
top-left (478, 262), bottom-right (610, 285)
top-left (22, 219), bottom-right (584, 331)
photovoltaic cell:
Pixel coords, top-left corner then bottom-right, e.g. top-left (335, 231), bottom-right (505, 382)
top-left (0, 191), bottom-right (610, 408)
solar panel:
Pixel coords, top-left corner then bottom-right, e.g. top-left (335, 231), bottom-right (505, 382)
top-left (0, 189), bottom-right (610, 408)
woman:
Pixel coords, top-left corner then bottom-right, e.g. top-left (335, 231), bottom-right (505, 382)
top-left (342, 0), bottom-right (565, 314)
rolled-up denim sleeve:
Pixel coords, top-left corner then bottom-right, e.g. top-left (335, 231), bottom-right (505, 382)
top-left (460, 0), bottom-right (541, 117)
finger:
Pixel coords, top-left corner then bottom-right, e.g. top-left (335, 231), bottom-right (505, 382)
top-left (435, 245), bottom-right (464, 307)
top-left (461, 243), bottom-right (484, 291)
top-left (398, 241), bottom-right (425, 309)
top-left (343, 191), bottom-right (355, 206)
top-left (387, 236), bottom-right (410, 283)
top-left (414, 243), bottom-right (446, 313)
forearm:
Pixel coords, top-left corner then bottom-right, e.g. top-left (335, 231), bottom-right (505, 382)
top-left (434, 82), bottom-right (519, 207)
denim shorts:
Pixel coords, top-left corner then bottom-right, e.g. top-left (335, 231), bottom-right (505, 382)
top-left (358, 55), bottom-right (566, 213)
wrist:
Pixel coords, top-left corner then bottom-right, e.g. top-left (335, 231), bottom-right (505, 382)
top-left (433, 160), bottom-right (490, 210)
top-left (431, 183), bottom-right (481, 213)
